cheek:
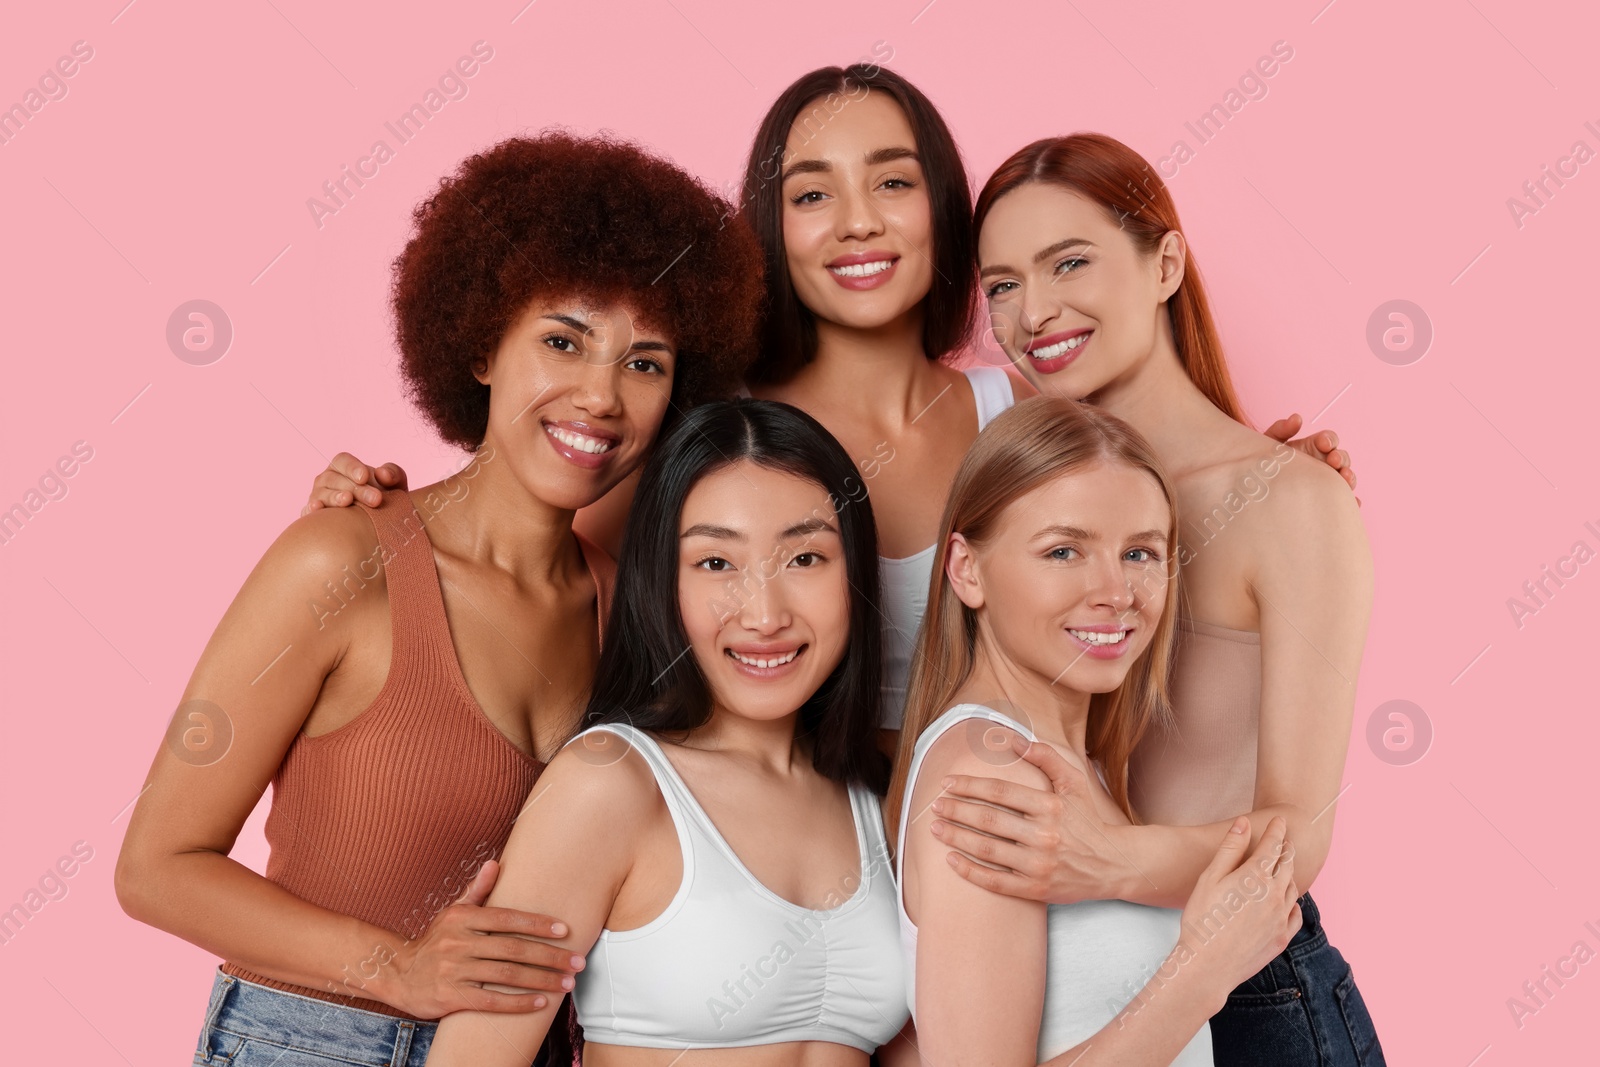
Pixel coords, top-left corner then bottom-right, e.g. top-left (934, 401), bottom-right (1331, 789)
top-left (621, 378), bottom-right (672, 440)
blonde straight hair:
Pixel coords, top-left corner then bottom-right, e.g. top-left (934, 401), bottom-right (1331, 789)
top-left (885, 396), bottom-right (1181, 842)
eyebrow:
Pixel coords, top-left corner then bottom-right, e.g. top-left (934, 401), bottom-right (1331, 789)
top-left (780, 145), bottom-right (919, 183)
top-left (979, 237), bottom-right (1094, 279)
top-left (680, 517), bottom-right (841, 541)
top-left (1033, 523), bottom-right (1169, 545)
top-left (542, 313), bottom-right (673, 354)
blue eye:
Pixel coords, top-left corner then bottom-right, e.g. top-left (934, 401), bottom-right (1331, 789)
top-left (985, 280), bottom-right (1018, 299)
top-left (1056, 256), bottom-right (1087, 275)
top-left (1125, 548), bottom-right (1160, 563)
top-left (1049, 546), bottom-right (1079, 561)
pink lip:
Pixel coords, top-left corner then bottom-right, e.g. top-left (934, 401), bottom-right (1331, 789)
top-left (1024, 328), bottom-right (1093, 375)
top-left (542, 419), bottom-right (620, 471)
top-left (1065, 625), bottom-right (1134, 661)
top-left (826, 250), bottom-right (900, 291)
top-left (724, 643), bottom-right (807, 680)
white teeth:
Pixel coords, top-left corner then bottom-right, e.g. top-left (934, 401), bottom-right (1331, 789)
top-left (546, 425), bottom-right (615, 454)
top-left (1029, 333), bottom-right (1090, 361)
top-left (728, 648), bottom-right (800, 669)
top-left (828, 259), bottom-right (894, 278)
top-left (1068, 628), bottom-right (1128, 646)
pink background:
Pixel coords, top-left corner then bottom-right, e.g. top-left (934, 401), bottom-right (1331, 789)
top-left (2, 0), bottom-right (1595, 1062)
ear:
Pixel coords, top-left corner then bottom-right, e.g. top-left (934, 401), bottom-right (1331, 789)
top-left (471, 353), bottom-right (492, 387)
top-left (1155, 229), bottom-right (1187, 303)
top-left (945, 532), bottom-right (986, 611)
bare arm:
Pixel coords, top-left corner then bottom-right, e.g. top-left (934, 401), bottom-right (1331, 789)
top-left (931, 460), bottom-right (1372, 907)
top-left (425, 739), bottom-right (657, 1065)
top-left (909, 730), bottom-right (1297, 1065)
top-left (115, 509), bottom-right (577, 1016)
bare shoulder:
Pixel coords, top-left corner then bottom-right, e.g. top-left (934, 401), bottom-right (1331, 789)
top-left (527, 729), bottom-right (669, 836)
top-left (258, 504), bottom-right (384, 585)
top-left (909, 714), bottom-right (1051, 818)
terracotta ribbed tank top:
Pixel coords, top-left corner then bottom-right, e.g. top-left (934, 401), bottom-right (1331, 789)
top-left (221, 489), bottom-right (615, 1018)
top-left (1129, 617), bottom-right (1260, 827)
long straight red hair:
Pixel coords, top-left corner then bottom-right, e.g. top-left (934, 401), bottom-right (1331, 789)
top-left (974, 133), bottom-right (1249, 425)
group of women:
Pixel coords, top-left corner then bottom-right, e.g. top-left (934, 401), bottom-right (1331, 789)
top-left (115, 61), bottom-right (1385, 1067)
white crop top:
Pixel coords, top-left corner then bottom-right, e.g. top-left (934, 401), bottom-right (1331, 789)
top-left (895, 705), bottom-right (1212, 1064)
top-left (571, 723), bottom-right (908, 1053)
top-left (878, 366), bottom-right (1015, 729)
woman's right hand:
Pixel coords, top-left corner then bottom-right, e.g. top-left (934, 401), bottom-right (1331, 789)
top-left (302, 453), bottom-right (408, 514)
top-left (376, 860), bottom-right (584, 1016)
top-left (1177, 815), bottom-right (1303, 1007)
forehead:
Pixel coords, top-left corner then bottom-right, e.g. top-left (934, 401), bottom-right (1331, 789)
top-left (1001, 461), bottom-right (1170, 534)
top-left (783, 90), bottom-right (917, 161)
top-left (680, 462), bottom-right (838, 530)
top-left (517, 296), bottom-right (672, 343)
top-left (978, 183), bottom-right (1116, 257)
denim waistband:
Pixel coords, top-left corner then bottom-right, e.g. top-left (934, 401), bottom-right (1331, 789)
top-left (1285, 891), bottom-right (1329, 962)
top-left (204, 968), bottom-right (437, 1066)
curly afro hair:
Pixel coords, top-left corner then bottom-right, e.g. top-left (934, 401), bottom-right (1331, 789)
top-left (391, 132), bottom-right (765, 450)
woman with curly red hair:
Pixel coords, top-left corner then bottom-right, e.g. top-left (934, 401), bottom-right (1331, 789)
top-left (114, 132), bottom-right (762, 1066)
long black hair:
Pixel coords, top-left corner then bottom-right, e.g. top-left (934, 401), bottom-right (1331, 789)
top-left (583, 399), bottom-right (887, 791)
top-left (739, 64), bottom-right (979, 385)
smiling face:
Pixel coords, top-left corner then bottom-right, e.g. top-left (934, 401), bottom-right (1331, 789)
top-left (978, 182), bottom-right (1184, 399)
top-left (779, 90), bottom-right (935, 333)
top-left (474, 299), bottom-right (675, 511)
top-left (677, 461), bottom-right (852, 725)
top-left (952, 459), bottom-right (1172, 695)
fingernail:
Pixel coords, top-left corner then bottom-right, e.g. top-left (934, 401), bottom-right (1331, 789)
top-left (930, 820), bottom-right (944, 834)
top-left (931, 799), bottom-right (944, 813)
top-left (941, 777), bottom-right (954, 789)
top-left (570, 955), bottom-right (584, 969)
top-left (551, 922), bottom-right (567, 936)
top-left (562, 976), bottom-right (574, 990)
top-left (534, 996), bottom-right (547, 1008)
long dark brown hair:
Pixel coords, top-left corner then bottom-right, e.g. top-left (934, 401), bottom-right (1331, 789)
top-left (739, 64), bottom-right (978, 385)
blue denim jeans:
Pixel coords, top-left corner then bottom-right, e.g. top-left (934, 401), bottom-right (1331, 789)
top-left (193, 969), bottom-right (437, 1066)
top-left (1209, 893), bottom-right (1385, 1065)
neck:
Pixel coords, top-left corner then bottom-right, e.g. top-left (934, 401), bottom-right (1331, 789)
top-left (788, 306), bottom-right (937, 421)
top-left (961, 632), bottom-right (1092, 763)
top-left (1087, 306), bottom-right (1239, 476)
top-left (415, 439), bottom-right (582, 583)
top-left (689, 706), bottom-right (808, 777)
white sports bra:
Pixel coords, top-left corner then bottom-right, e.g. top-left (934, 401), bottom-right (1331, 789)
top-left (571, 723), bottom-right (908, 1053)
top-left (879, 366), bottom-right (1015, 729)
top-left (895, 705), bottom-right (1212, 1064)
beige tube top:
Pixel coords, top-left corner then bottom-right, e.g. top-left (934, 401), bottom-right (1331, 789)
top-left (1129, 617), bottom-right (1261, 827)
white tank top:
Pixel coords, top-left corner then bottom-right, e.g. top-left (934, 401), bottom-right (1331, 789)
top-left (879, 366), bottom-right (1015, 729)
top-left (571, 723), bottom-right (908, 1053)
top-left (894, 704), bottom-right (1212, 1064)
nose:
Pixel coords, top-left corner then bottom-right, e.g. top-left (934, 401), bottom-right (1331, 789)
top-left (573, 351), bottom-right (623, 418)
top-left (1016, 283), bottom-right (1061, 345)
top-left (1085, 553), bottom-right (1137, 614)
top-left (737, 560), bottom-right (793, 636)
top-left (834, 182), bottom-right (884, 242)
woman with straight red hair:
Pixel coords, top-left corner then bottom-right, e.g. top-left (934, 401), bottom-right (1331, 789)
top-left (922, 133), bottom-right (1383, 1064)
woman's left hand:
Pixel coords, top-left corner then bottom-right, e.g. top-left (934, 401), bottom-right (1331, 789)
top-left (1264, 412), bottom-right (1359, 503)
top-left (929, 734), bottom-right (1144, 905)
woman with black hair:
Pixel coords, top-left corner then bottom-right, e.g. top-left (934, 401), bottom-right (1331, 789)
top-left (425, 400), bottom-right (912, 1066)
